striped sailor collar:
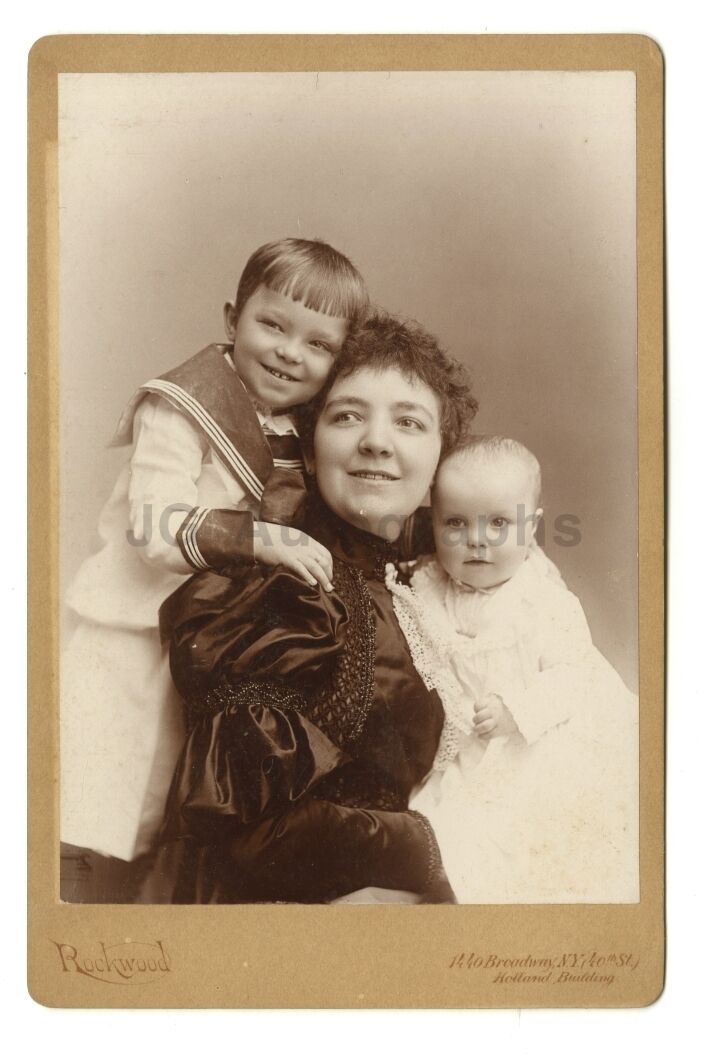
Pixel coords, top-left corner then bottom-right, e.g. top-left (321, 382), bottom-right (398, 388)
top-left (113, 344), bottom-right (275, 501)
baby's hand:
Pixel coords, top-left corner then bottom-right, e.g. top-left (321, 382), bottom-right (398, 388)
top-left (253, 522), bottom-right (334, 591)
top-left (473, 693), bottom-right (520, 740)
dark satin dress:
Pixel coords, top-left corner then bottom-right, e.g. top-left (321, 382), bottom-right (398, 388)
top-left (143, 502), bottom-right (446, 904)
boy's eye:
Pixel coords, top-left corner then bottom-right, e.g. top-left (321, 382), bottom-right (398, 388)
top-left (260, 318), bottom-right (283, 332)
top-left (309, 339), bottom-right (332, 353)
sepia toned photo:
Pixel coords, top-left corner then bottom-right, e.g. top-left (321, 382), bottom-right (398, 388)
top-left (29, 35), bottom-right (664, 1008)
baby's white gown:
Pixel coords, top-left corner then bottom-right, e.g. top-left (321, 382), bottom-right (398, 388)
top-left (388, 548), bottom-right (639, 904)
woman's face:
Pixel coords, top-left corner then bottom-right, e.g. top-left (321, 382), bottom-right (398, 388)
top-left (313, 366), bottom-right (443, 541)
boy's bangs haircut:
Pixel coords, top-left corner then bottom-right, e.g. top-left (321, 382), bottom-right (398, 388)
top-left (321, 313), bottom-right (478, 455)
top-left (233, 237), bottom-right (369, 327)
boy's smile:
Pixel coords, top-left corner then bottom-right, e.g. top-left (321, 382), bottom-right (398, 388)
top-left (263, 365), bottom-right (297, 382)
top-left (224, 285), bottom-right (348, 411)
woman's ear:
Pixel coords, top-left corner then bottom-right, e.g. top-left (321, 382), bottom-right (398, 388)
top-left (223, 301), bottom-right (237, 341)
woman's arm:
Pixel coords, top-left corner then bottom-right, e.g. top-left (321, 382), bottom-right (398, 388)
top-left (159, 566), bottom-right (454, 902)
top-left (223, 798), bottom-right (452, 903)
top-left (165, 680), bottom-right (453, 903)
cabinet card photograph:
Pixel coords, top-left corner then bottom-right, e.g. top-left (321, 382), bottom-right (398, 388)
top-left (28, 34), bottom-right (664, 1008)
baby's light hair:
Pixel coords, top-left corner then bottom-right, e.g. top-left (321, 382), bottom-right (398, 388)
top-left (230, 237), bottom-right (369, 328)
top-left (437, 434), bottom-right (543, 509)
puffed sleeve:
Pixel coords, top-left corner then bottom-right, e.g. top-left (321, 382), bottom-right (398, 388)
top-left (158, 566), bottom-right (351, 825)
top-left (160, 566), bottom-right (348, 699)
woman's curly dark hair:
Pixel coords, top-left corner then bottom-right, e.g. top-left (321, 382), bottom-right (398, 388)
top-left (302, 312), bottom-right (478, 456)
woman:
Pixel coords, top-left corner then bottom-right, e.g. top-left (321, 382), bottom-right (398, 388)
top-left (143, 313), bottom-right (477, 904)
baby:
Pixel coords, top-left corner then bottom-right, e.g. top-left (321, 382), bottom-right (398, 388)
top-left (388, 435), bottom-right (639, 904)
top-left (60, 237), bottom-right (368, 900)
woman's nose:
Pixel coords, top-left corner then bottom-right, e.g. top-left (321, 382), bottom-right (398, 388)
top-left (359, 418), bottom-right (394, 456)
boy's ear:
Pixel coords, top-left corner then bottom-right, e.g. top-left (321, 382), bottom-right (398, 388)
top-left (223, 301), bottom-right (237, 341)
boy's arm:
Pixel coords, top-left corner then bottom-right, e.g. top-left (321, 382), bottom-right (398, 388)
top-left (177, 509), bottom-right (333, 589)
top-left (128, 396), bottom-right (259, 573)
top-left (181, 467), bottom-right (332, 588)
top-left (176, 463), bottom-right (309, 573)
top-left (129, 400), bottom-right (329, 582)
top-left (175, 506), bottom-right (255, 570)
top-left (127, 395), bottom-right (208, 574)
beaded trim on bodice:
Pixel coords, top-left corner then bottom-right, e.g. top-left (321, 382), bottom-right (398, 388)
top-left (305, 558), bottom-right (377, 748)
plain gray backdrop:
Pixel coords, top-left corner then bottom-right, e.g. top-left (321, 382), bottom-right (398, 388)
top-left (59, 70), bottom-right (637, 688)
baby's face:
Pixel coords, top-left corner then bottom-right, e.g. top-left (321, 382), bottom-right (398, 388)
top-left (432, 454), bottom-right (542, 590)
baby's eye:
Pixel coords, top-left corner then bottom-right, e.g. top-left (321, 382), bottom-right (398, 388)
top-left (445, 517), bottom-right (467, 529)
top-left (490, 516), bottom-right (509, 529)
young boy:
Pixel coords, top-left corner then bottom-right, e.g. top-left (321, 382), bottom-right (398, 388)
top-left (60, 238), bottom-right (368, 900)
top-left (388, 435), bottom-right (639, 903)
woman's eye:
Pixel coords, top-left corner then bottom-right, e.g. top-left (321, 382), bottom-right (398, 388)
top-left (397, 417), bottom-right (424, 430)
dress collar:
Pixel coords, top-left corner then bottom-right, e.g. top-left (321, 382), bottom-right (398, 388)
top-left (304, 494), bottom-right (400, 581)
top-left (448, 575), bottom-right (497, 596)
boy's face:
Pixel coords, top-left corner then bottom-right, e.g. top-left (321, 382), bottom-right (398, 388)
top-left (432, 453), bottom-right (542, 590)
top-left (224, 285), bottom-right (348, 411)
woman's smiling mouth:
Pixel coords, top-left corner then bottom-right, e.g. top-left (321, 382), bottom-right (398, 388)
top-left (349, 470), bottom-right (400, 481)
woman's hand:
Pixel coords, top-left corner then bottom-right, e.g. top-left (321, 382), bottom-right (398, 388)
top-left (420, 869), bottom-right (457, 904)
top-left (473, 692), bottom-right (521, 740)
top-left (252, 521), bottom-right (334, 591)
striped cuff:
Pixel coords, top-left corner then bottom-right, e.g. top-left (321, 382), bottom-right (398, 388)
top-left (176, 506), bottom-right (212, 570)
top-left (176, 507), bottom-right (255, 572)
